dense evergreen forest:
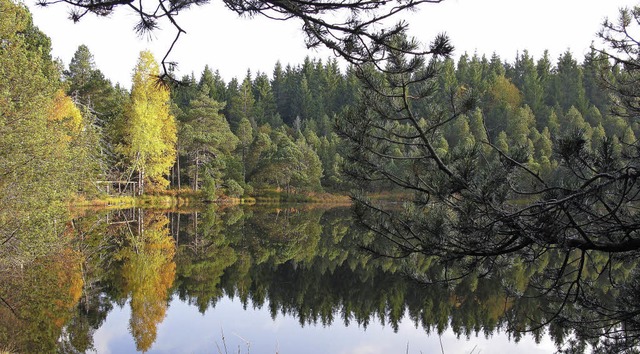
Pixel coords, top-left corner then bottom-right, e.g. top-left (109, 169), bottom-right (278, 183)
top-left (66, 44), bottom-right (635, 199)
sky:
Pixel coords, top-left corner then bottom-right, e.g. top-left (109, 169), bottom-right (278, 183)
top-left (26, 0), bottom-right (638, 88)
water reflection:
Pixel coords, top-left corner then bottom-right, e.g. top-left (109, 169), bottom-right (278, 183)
top-left (118, 212), bottom-right (175, 351)
top-left (0, 205), bottom-right (632, 352)
top-left (0, 247), bottom-right (83, 353)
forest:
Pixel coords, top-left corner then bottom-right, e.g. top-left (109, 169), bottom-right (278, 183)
top-left (3, 0), bottom-right (639, 266)
top-left (3, 0), bottom-right (633, 201)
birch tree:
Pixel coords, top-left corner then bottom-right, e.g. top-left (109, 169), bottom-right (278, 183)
top-left (121, 51), bottom-right (177, 193)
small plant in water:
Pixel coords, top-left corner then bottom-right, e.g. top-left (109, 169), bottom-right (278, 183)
top-left (215, 328), bottom-right (251, 354)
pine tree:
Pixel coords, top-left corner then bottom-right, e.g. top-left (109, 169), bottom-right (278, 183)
top-left (506, 105), bottom-right (536, 147)
top-left (198, 65), bottom-right (226, 102)
top-left (515, 51), bottom-right (544, 119)
top-left (582, 48), bottom-right (611, 114)
top-left (66, 44), bottom-right (95, 92)
top-left (236, 117), bottom-right (253, 184)
top-left (179, 86), bottom-right (238, 191)
top-left (553, 51), bottom-right (588, 113)
top-left (172, 73), bottom-right (198, 110)
top-left (65, 45), bottom-right (120, 116)
top-left (537, 50), bottom-right (554, 108)
top-left (252, 72), bottom-right (279, 127)
top-left (226, 74), bottom-right (256, 131)
top-left (488, 53), bottom-right (505, 80)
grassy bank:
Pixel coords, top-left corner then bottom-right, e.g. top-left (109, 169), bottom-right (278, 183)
top-left (71, 188), bottom-right (350, 210)
top-left (251, 189), bottom-right (351, 204)
top-left (71, 189), bottom-right (204, 209)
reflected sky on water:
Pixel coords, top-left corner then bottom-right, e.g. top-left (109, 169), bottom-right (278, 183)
top-left (94, 295), bottom-right (557, 354)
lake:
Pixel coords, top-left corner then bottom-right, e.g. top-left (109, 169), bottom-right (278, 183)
top-left (0, 205), bottom-right (594, 353)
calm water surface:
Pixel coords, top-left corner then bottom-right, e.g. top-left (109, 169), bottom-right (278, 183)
top-left (93, 296), bottom-right (556, 354)
top-left (1, 205), bottom-right (561, 353)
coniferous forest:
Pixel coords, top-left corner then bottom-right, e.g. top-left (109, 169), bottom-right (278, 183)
top-left (56, 45), bottom-right (639, 200)
top-left (7, 19), bottom-right (633, 203)
top-left (5, 0), bottom-right (640, 351)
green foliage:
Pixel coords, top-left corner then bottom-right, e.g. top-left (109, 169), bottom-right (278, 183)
top-left (198, 65), bottom-right (226, 102)
top-left (553, 51), bottom-right (588, 113)
top-left (224, 179), bottom-right (244, 197)
top-left (178, 86), bottom-right (238, 191)
top-left (5, 1), bottom-right (640, 352)
top-left (120, 51), bottom-right (177, 193)
top-left (226, 72), bottom-right (255, 131)
top-left (202, 174), bottom-right (217, 200)
top-left (335, 18), bottom-right (640, 353)
top-left (3, 1), bottom-right (635, 202)
top-left (0, 0), bottom-right (97, 262)
top-left (247, 128), bottom-right (324, 193)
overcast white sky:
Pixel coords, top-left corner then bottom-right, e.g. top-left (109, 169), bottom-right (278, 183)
top-left (27, 0), bottom-right (638, 88)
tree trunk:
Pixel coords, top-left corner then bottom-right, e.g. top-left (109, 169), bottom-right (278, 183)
top-left (194, 152), bottom-right (199, 191)
top-left (171, 162), bottom-right (175, 188)
top-left (138, 169), bottom-right (144, 195)
top-left (177, 149), bottom-right (181, 190)
top-left (193, 211), bottom-right (198, 251)
top-left (242, 147), bottom-right (246, 184)
top-left (176, 213), bottom-right (181, 244)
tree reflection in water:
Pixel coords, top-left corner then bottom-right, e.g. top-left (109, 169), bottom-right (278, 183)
top-left (0, 239), bottom-right (84, 352)
top-left (117, 211), bottom-right (176, 352)
top-left (0, 205), bottom-right (637, 352)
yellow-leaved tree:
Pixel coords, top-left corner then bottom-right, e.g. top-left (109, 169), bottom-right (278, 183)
top-left (122, 50), bottom-right (176, 194)
top-left (48, 89), bottom-right (84, 143)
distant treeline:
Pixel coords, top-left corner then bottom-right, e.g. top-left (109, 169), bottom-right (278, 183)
top-left (164, 48), bottom-right (629, 196)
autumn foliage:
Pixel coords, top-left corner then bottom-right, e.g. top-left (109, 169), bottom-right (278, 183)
top-left (121, 51), bottom-right (177, 193)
